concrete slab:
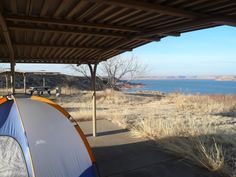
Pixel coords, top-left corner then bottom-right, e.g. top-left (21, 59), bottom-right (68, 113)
top-left (79, 120), bottom-right (219, 177)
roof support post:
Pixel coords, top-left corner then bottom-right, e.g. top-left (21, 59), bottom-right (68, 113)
top-left (43, 76), bottom-right (46, 87)
top-left (10, 62), bottom-right (15, 94)
top-left (0, 11), bottom-right (16, 94)
top-left (88, 63), bottom-right (98, 137)
top-left (5, 74), bottom-right (8, 93)
top-left (23, 73), bottom-right (26, 94)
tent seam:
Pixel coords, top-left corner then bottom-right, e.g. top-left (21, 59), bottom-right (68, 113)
top-left (13, 97), bottom-right (36, 177)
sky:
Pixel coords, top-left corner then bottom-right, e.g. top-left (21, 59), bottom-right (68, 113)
top-left (11, 25), bottom-right (236, 76)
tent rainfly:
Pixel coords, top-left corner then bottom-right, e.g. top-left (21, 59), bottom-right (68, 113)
top-left (0, 96), bottom-right (98, 177)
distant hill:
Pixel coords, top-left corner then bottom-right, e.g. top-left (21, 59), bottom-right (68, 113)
top-left (0, 73), bottom-right (106, 90)
top-left (136, 75), bottom-right (236, 81)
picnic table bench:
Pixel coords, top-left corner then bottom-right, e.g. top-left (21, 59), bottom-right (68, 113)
top-left (29, 86), bottom-right (51, 95)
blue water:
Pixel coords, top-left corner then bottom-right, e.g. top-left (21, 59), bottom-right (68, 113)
top-left (126, 80), bottom-right (236, 95)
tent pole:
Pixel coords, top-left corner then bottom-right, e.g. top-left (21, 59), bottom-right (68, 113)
top-left (10, 62), bottom-right (15, 94)
top-left (23, 73), bottom-right (26, 94)
top-left (88, 63), bottom-right (98, 137)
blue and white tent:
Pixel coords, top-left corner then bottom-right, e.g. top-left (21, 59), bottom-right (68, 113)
top-left (0, 96), bottom-right (98, 177)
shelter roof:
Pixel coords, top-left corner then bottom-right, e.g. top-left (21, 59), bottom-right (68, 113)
top-left (0, 69), bottom-right (60, 75)
top-left (0, 0), bottom-right (236, 64)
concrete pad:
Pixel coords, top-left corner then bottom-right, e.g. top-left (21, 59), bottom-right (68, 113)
top-left (80, 119), bottom-right (147, 147)
top-left (79, 120), bottom-right (219, 177)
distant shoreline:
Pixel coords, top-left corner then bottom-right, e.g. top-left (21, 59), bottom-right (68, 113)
top-left (124, 79), bottom-right (236, 95)
top-left (132, 77), bottom-right (236, 82)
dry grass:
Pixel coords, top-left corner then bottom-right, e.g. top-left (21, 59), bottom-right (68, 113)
top-left (54, 90), bottom-right (236, 176)
top-left (131, 94), bottom-right (236, 176)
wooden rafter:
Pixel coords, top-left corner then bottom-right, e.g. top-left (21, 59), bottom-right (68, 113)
top-left (86, 0), bottom-right (205, 18)
top-left (0, 12), bottom-right (15, 62)
top-left (66, 0), bottom-right (86, 19)
top-left (88, 0), bottom-right (236, 27)
top-left (8, 25), bottom-right (163, 42)
top-left (97, 18), bottom-right (215, 58)
top-left (5, 15), bottom-right (140, 32)
top-left (213, 17), bottom-right (236, 27)
top-left (5, 15), bottom-right (181, 38)
top-left (141, 17), bottom-right (236, 38)
top-left (0, 57), bottom-right (98, 64)
top-left (4, 43), bottom-right (132, 52)
top-left (97, 15), bottom-right (236, 58)
top-left (40, 0), bottom-right (53, 17)
top-left (9, 25), bottom-right (128, 39)
top-left (10, 0), bottom-right (17, 14)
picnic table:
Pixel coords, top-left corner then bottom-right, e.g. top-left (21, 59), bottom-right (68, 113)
top-left (29, 86), bottom-right (51, 95)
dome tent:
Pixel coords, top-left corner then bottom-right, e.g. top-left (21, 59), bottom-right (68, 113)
top-left (0, 96), bottom-right (98, 177)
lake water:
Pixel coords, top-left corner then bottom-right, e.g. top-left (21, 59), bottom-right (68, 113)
top-left (126, 80), bottom-right (236, 95)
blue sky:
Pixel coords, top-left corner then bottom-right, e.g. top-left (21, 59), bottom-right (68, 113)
top-left (15, 25), bottom-right (236, 76)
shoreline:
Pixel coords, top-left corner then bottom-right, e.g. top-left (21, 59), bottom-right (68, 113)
top-left (120, 79), bottom-right (236, 95)
top-left (132, 78), bottom-right (236, 82)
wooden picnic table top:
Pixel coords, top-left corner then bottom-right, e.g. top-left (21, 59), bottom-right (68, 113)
top-left (29, 86), bottom-right (51, 91)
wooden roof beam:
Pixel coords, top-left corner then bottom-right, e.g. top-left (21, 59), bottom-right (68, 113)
top-left (5, 15), bottom-right (140, 33)
top-left (9, 25), bottom-right (128, 38)
top-left (5, 15), bottom-right (181, 38)
top-left (9, 43), bottom-right (133, 52)
top-left (87, 0), bottom-right (204, 18)
top-left (97, 18), bottom-right (221, 58)
top-left (6, 13), bottom-right (236, 30)
top-left (142, 17), bottom-right (236, 38)
top-left (0, 12), bottom-right (15, 63)
top-left (6, 16), bottom-right (182, 39)
top-left (66, 0), bottom-right (86, 19)
top-left (8, 25), bottom-right (162, 42)
top-left (94, 0), bottom-right (236, 27)
top-left (162, 32), bottom-right (180, 37)
top-left (213, 17), bottom-right (236, 27)
top-left (10, 57), bottom-right (98, 64)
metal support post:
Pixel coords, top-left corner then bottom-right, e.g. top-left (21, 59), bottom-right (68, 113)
top-left (43, 76), bottom-right (45, 87)
top-left (23, 73), bottom-right (26, 94)
top-left (5, 74), bottom-right (8, 93)
top-left (10, 62), bottom-right (15, 94)
top-left (88, 63), bottom-right (98, 137)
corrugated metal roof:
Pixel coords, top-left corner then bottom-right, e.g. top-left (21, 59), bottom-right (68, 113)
top-left (0, 0), bottom-right (235, 64)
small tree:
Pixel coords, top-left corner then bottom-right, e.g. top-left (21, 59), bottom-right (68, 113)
top-left (100, 55), bottom-right (145, 88)
top-left (70, 55), bottom-right (145, 89)
top-left (70, 64), bottom-right (91, 81)
top-left (70, 64), bottom-right (104, 90)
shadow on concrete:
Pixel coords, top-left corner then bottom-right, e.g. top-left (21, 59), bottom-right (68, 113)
top-left (214, 108), bottom-right (236, 118)
top-left (64, 106), bottom-right (108, 112)
top-left (86, 129), bottom-right (129, 137)
top-left (125, 92), bottom-right (164, 99)
top-left (93, 138), bottom-right (226, 177)
top-left (14, 93), bottom-right (31, 98)
top-left (82, 119), bottom-right (229, 177)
